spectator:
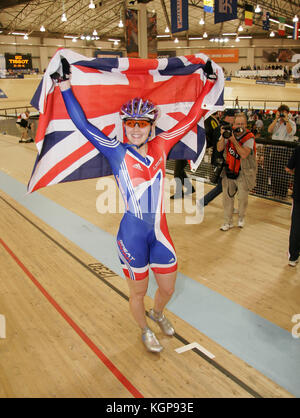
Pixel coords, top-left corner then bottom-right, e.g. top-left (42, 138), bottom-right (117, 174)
top-left (16, 111), bottom-right (32, 143)
top-left (170, 113), bottom-right (219, 200)
top-left (201, 110), bottom-right (234, 206)
top-left (170, 160), bottom-right (195, 199)
top-left (285, 145), bottom-right (300, 267)
top-left (267, 105), bottom-right (297, 198)
top-left (217, 112), bottom-right (257, 230)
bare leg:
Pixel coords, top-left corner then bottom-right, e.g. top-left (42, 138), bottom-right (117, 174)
top-left (126, 276), bottom-right (149, 329)
top-left (153, 271), bottom-right (177, 313)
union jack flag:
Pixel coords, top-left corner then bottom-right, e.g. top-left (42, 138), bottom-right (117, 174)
top-left (28, 49), bottom-right (224, 193)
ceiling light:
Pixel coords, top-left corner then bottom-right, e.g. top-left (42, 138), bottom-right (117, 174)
top-left (199, 18), bottom-right (204, 25)
top-left (203, 32), bottom-right (208, 38)
top-left (89, 0), bottom-right (95, 9)
top-left (238, 25), bottom-right (243, 32)
top-left (108, 38), bottom-right (120, 42)
top-left (189, 37), bottom-right (203, 40)
top-left (174, 37), bottom-right (179, 43)
top-left (293, 15), bottom-right (299, 23)
top-left (61, 13), bottom-right (67, 22)
top-left (24, 34), bottom-right (28, 40)
top-left (93, 30), bottom-right (98, 36)
top-left (80, 35), bottom-right (85, 40)
top-left (118, 20), bottom-right (124, 28)
top-left (113, 40), bottom-right (119, 46)
top-left (72, 37), bottom-right (77, 42)
top-left (235, 37), bottom-right (240, 42)
top-left (40, 25), bottom-right (45, 32)
top-left (157, 34), bottom-right (171, 38)
top-left (11, 32), bottom-right (26, 36)
top-left (270, 31), bottom-right (275, 37)
top-left (165, 27), bottom-right (170, 33)
top-left (255, 5), bottom-right (261, 13)
top-left (86, 35), bottom-right (91, 40)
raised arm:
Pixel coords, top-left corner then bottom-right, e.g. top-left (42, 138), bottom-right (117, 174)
top-left (156, 76), bottom-right (216, 155)
top-left (57, 79), bottom-right (120, 162)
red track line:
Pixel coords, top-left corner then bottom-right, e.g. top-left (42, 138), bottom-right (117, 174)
top-left (0, 238), bottom-right (143, 398)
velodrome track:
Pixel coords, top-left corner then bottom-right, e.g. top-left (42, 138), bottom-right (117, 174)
top-left (0, 75), bottom-right (299, 398)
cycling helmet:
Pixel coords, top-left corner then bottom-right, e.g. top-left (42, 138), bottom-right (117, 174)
top-left (120, 97), bottom-right (158, 122)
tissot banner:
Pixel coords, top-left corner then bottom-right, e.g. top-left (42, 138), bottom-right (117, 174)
top-left (171, 0), bottom-right (189, 33)
top-left (214, 0), bottom-right (237, 24)
top-left (5, 53), bottom-right (32, 70)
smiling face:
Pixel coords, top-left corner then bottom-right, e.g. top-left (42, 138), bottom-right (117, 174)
top-left (124, 119), bottom-right (152, 147)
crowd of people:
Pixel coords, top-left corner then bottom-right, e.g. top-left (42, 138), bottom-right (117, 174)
top-left (223, 64), bottom-right (297, 83)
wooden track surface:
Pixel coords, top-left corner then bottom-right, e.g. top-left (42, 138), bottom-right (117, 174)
top-left (0, 134), bottom-right (297, 398)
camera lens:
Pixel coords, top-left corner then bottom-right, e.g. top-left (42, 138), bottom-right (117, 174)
top-left (223, 130), bottom-right (231, 139)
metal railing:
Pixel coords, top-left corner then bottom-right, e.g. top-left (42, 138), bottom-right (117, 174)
top-left (224, 99), bottom-right (300, 111)
top-left (166, 138), bottom-right (299, 205)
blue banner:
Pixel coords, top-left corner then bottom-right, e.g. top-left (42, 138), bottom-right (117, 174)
top-left (214, 0), bottom-right (237, 24)
top-left (170, 0), bottom-right (189, 33)
top-left (204, 0), bottom-right (214, 13)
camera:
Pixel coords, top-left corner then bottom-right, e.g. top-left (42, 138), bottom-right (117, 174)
top-left (222, 124), bottom-right (244, 139)
top-left (221, 122), bottom-right (232, 139)
top-left (210, 158), bottom-right (224, 184)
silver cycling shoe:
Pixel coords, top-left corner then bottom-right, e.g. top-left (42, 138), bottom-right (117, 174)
top-left (142, 327), bottom-right (163, 353)
top-left (148, 309), bottom-right (175, 336)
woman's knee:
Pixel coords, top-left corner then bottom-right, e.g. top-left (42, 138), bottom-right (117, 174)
top-left (158, 283), bottom-right (175, 299)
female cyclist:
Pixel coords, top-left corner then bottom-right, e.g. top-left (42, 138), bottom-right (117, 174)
top-left (52, 62), bottom-right (216, 353)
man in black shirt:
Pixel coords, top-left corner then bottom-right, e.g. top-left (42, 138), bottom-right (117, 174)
top-left (202, 109), bottom-right (234, 206)
top-left (170, 113), bottom-right (219, 199)
top-left (286, 145), bottom-right (300, 266)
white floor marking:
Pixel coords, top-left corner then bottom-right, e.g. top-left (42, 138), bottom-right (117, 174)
top-left (175, 342), bottom-right (215, 359)
top-left (0, 314), bottom-right (6, 339)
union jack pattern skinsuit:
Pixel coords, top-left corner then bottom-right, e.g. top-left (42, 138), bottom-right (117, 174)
top-left (61, 80), bottom-right (214, 280)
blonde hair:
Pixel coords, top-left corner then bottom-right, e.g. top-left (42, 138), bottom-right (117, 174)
top-left (234, 112), bottom-right (247, 122)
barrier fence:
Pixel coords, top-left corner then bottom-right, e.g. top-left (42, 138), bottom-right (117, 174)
top-left (166, 138), bottom-right (298, 205)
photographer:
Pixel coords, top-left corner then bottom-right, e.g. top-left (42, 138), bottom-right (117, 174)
top-left (268, 105), bottom-right (296, 141)
top-left (217, 113), bottom-right (256, 231)
top-left (267, 105), bottom-right (296, 198)
top-left (285, 145), bottom-right (300, 267)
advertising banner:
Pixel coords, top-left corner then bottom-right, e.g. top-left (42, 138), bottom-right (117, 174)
top-left (5, 53), bottom-right (32, 70)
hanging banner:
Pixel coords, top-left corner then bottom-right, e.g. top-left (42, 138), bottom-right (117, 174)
top-left (199, 48), bottom-right (239, 63)
top-left (204, 0), bottom-right (214, 13)
top-left (148, 11), bottom-right (157, 58)
top-left (293, 21), bottom-right (299, 40)
top-left (244, 4), bottom-right (254, 26)
top-left (125, 9), bottom-right (139, 57)
top-left (262, 10), bottom-right (270, 31)
top-left (5, 53), bottom-right (32, 70)
top-left (278, 17), bottom-right (286, 36)
top-left (171, 0), bottom-right (189, 33)
top-left (214, 0), bottom-right (237, 24)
